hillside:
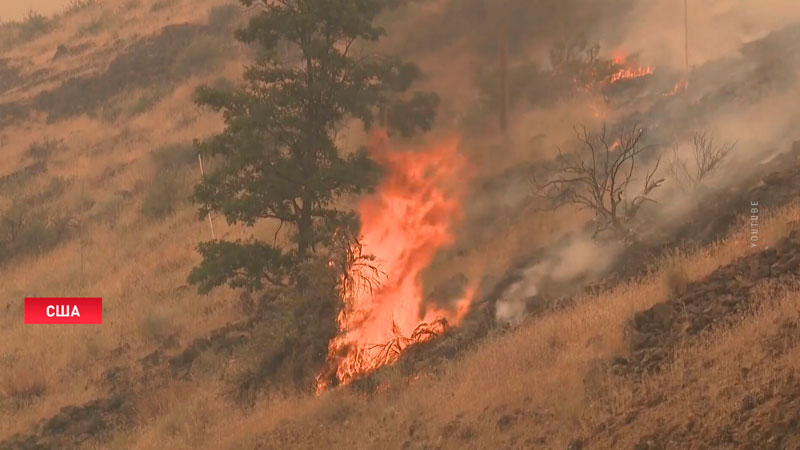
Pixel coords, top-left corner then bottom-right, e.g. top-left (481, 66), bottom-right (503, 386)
top-left (1, 1), bottom-right (800, 449)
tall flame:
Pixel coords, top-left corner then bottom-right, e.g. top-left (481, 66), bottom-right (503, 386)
top-left (317, 131), bottom-right (474, 392)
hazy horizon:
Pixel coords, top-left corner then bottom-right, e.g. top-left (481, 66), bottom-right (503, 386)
top-left (1, 0), bottom-right (66, 20)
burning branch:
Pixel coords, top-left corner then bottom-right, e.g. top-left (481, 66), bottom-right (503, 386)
top-left (330, 227), bottom-right (386, 302)
top-left (532, 123), bottom-right (664, 240)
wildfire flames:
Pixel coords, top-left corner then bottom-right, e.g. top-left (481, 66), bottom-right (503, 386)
top-left (609, 55), bottom-right (655, 83)
top-left (316, 131), bottom-right (474, 392)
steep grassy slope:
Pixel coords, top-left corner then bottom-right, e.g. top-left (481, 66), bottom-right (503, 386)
top-left (180, 201), bottom-right (800, 450)
top-left (0, 0), bottom-right (254, 444)
top-left (2, 1), bottom-right (800, 450)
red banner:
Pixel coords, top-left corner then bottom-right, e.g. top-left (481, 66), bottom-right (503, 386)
top-left (24, 298), bottom-right (103, 324)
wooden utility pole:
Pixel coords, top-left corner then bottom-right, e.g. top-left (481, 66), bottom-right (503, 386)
top-left (198, 153), bottom-right (216, 239)
top-left (684, 0), bottom-right (689, 81)
top-left (498, 1), bottom-right (509, 134)
top-left (80, 182), bottom-right (86, 285)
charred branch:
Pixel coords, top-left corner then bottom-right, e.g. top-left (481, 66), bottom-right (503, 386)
top-left (532, 123), bottom-right (664, 240)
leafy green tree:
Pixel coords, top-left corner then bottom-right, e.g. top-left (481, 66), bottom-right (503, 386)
top-left (189, 0), bottom-right (439, 294)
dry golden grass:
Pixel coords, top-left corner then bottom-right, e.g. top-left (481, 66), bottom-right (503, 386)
top-left (0, 0), bottom-right (246, 439)
top-left (145, 202), bottom-right (800, 450)
top-left (2, 1), bottom-right (800, 448)
top-left (0, 364), bottom-right (49, 408)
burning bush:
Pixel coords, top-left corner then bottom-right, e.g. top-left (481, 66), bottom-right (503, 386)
top-left (315, 133), bottom-right (474, 392)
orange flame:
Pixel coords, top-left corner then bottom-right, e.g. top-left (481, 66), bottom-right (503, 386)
top-left (317, 131), bottom-right (474, 392)
top-left (610, 66), bottom-right (655, 83)
top-left (665, 77), bottom-right (689, 96)
top-left (609, 54), bottom-right (654, 83)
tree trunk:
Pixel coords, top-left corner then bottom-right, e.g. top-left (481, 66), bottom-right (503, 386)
top-left (297, 195), bottom-right (313, 259)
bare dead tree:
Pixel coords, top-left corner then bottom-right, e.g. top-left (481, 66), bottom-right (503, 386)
top-left (668, 131), bottom-right (735, 192)
top-left (533, 123), bottom-right (664, 240)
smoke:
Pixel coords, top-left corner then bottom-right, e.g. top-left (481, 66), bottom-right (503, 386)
top-left (605, 0), bottom-right (800, 69)
top-left (494, 234), bottom-right (622, 325)
top-left (384, 0), bottom-right (800, 326)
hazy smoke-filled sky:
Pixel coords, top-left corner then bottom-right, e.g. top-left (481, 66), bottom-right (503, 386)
top-left (606, 0), bottom-right (800, 68)
top-left (0, 1), bottom-right (66, 20)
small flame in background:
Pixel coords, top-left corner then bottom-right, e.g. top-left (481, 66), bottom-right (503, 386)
top-left (609, 55), bottom-right (655, 83)
top-left (316, 131), bottom-right (474, 392)
top-left (666, 77), bottom-right (689, 96)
